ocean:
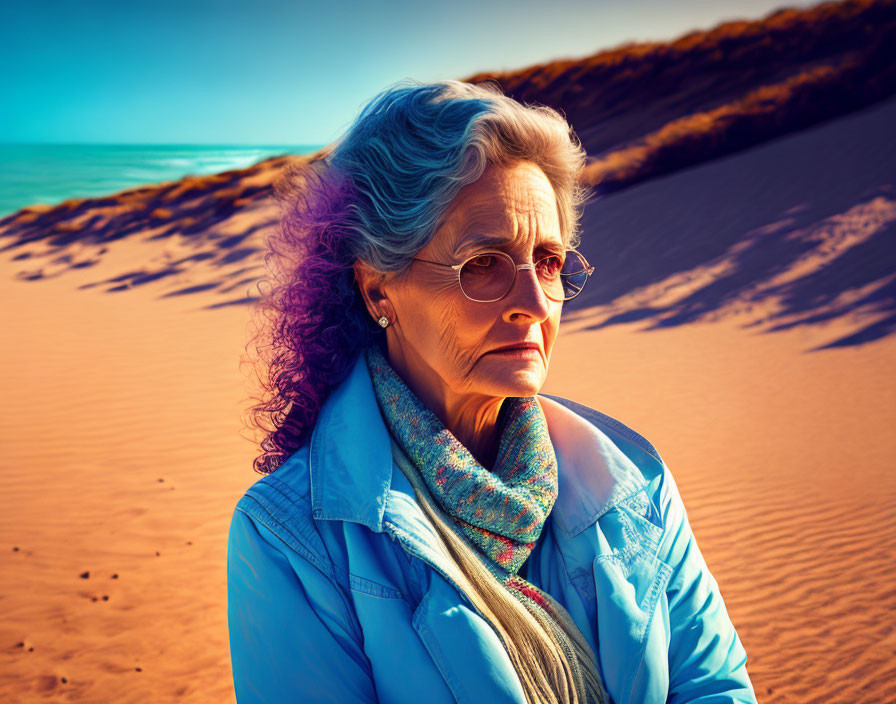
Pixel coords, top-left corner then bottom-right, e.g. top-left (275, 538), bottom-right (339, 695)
top-left (0, 143), bottom-right (324, 219)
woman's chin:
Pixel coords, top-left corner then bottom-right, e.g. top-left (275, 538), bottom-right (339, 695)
top-left (475, 359), bottom-right (546, 397)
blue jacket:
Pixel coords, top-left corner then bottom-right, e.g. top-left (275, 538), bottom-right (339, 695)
top-left (227, 352), bottom-right (758, 703)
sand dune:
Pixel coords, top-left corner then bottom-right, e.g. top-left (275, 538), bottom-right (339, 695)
top-left (0, 153), bottom-right (309, 308)
top-left (2, 102), bottom-right (894, 701)
top-left (566, 94), bottom-right (896, 349)
top-left (465, 0), bottom-right (896, 192)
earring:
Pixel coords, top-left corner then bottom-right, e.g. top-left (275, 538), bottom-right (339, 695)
top-left (377, 316), bottom-right (390, 328)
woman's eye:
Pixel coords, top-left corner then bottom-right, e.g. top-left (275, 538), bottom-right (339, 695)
top-left (467, 254), bottom-right (497, 270)
top-left (537, 255), bottom-right (563, 277)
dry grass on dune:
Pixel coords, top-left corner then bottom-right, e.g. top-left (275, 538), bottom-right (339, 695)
top-left (0, 153), bottom-right (316, 306)
top-left (465, 0), bottom-right (896, 192)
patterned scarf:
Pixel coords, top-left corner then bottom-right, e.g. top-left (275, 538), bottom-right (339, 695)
top-left (364, 344), bottom-right (611, 704)
top-left (364, 342), bottom-right (558, 575)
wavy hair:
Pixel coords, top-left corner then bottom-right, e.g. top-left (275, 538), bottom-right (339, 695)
top-left (243, 78), bottom-right (601, 704)
top-left (246, 78), bottom-right (589, 475)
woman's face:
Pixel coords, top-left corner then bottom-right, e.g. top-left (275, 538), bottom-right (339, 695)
top-left (357, 160), bottom-right (565, 410)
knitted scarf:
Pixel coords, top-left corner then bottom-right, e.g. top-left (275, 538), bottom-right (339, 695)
top-left (364, 344), bottom-right (611, 704)
top-left (364, 342), bottom-right (557, 575)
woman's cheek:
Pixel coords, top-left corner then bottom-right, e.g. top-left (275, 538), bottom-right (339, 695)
top-left (433, 293), bottom-right (466, 332)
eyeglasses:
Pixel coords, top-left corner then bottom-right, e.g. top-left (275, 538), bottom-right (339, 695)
top-left (410, 248), bottom-right (595, 303)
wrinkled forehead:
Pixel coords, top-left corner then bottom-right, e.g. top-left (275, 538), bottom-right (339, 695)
top-left (434, 166), bottom-right (564, 253)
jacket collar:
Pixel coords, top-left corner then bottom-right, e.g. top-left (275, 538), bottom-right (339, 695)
top-left (309, 350), bottom-right (647, 539)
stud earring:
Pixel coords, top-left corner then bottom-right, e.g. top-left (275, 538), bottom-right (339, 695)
top-left (377, 316), bottom-right (390, 328)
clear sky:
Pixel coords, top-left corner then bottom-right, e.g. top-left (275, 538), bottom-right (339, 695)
top-left (2, 0), bottom-right (819, 145)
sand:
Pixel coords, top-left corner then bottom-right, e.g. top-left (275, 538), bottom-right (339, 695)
top-left (3, 253), bottom-right (894, 703)
top-left (2, 104), bottom-right (895, 703)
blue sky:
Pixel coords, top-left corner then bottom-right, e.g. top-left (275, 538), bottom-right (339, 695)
top-left (2, 0), bottom-right (818, 145)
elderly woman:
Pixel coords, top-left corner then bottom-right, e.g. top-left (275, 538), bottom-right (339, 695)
top-left (227, 79), bottom-right (757, 704)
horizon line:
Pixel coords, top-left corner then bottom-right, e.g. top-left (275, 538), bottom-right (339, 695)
top-left (0, 141), bottom-right (328, 149)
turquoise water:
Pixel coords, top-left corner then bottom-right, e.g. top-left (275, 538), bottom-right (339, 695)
top-left (0, 143), bottom-right (324, 218)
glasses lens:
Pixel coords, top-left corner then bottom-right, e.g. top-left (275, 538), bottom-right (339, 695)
top-left (536, 254), bottom-right (566, 301)
top-left (458, 250), bottom-right (593, 302)
top-left (459, 253), bottom-right (515, 302)
top-left (559, 251), bottom-right (591, 300)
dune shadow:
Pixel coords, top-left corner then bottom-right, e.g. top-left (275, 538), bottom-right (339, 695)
top-left (567, 96), bottom-right (896, 349)
top-left (204, 295), bottom-right (260, 309)
top-left (0, 156), bottom-right (299, 297)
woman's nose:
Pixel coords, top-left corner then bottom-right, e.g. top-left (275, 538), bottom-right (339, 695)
top-left (502, 265), bottom-right (553, 322)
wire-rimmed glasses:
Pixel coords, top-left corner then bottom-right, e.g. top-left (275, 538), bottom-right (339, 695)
top-left (411, 248), bottom-right (595, 303)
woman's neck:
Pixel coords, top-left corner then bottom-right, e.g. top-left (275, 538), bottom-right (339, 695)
top-left (382, 343), bottom-right (506, 471)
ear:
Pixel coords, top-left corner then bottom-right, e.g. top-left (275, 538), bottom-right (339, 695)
top-left (352, 259), bottom-right (394, 322)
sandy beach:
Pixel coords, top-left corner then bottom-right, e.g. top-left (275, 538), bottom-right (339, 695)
top-left (2, 272), bottom-right (895, 702)
top-left (2, 102), bottom-right (894, 703)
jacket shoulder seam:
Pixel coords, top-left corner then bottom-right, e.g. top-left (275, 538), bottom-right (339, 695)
top-left (235, 495), bottom-right (332, 577)
top-left (236, 492), bottom-right (406, 601)
top-left (244, 473), bottom-right (333, 557)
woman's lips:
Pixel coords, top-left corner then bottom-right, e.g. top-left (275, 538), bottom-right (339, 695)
top-left (485, 346), bottom-right (541, 359)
